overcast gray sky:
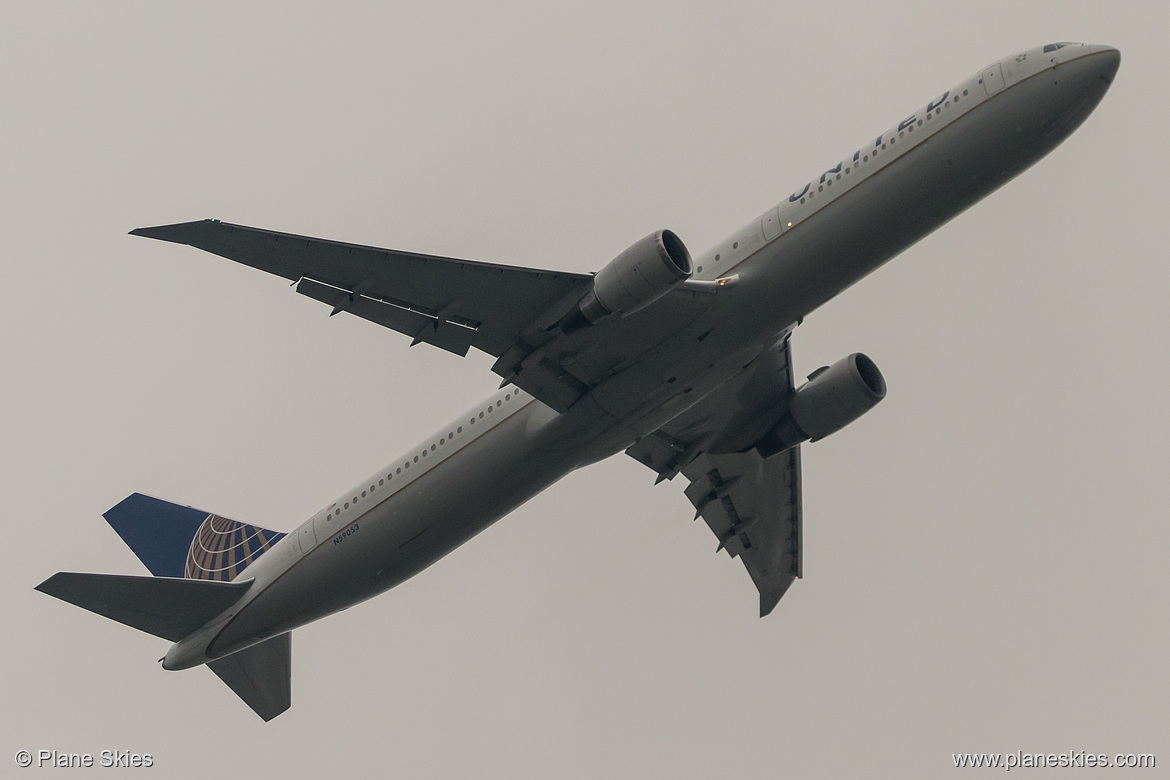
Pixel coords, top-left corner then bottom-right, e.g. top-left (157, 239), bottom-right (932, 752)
top-left (3, 1), bottom-right (1167, 777)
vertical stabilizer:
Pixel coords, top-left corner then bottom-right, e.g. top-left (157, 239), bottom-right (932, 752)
top-left (103, 493), bottom-right (285, 580)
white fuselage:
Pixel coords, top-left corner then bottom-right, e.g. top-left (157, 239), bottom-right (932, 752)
top-left (164, 43), bottom-right (1119, 670)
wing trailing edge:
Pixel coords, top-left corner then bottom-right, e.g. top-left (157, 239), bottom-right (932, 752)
top-left (627, 341), bottom-right (803, 616)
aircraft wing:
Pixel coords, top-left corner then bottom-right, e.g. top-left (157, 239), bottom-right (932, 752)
top-left (626, 340), bottom-right (802, 616)
top-left (132, 220), bottom-right (713, 412)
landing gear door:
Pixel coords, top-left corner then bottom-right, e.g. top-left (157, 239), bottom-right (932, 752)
top-left (982, 62), bottom-right (1005, 95)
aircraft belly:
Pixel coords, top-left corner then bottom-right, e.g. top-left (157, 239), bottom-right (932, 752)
top-left (208, 400), bottom-right (611, 655)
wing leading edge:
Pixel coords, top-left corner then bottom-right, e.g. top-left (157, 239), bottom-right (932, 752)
top-left (130, 219), bottom-right (590, 359)
top-left (131, 220), bottom-right (716, 413)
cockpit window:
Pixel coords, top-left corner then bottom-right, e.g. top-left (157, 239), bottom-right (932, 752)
top-left (1043, 42), bottom-right (1078, 53)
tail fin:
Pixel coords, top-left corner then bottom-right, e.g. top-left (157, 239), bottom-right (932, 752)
top-left (103, 493), bottom-right (285, 581)
top-left (38, 495), bottom-right (294, 721)
top-left (208, 634), bottom-right (292, 721)
top-left (36, 572), bottom-right (290, 720)
top-left (34, 572), bottom-right (252, 641)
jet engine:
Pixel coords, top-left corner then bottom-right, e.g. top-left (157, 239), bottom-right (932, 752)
top-left (756, 353), bottom-right (886, 457)
top-left (568, 230), bottom-right (692, 329)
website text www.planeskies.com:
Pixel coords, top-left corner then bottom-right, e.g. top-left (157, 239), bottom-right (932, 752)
top-left (953, 750), bottom-right (1154, 770)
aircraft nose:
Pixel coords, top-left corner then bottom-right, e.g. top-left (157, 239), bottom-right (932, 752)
top-left (1044, 45), bottom-right (1120, 138)
top-left (1088, 45), bottom-right (1122, 82)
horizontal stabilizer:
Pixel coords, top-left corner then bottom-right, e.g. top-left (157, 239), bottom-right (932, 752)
top-left (35, 572), bottom-right (252, 642)
top-left (208, 633), bottom-right (292, 721)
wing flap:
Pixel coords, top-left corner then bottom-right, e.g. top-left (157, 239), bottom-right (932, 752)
top-left (681, 447), bottom-right (802, 616)
top-left (296, 277), bottom-right (478, 357)
top-left (626, 339), bottom-right (803, 616)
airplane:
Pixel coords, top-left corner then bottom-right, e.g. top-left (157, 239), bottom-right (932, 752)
top-left (37, 42), bottom-right (1120, 721)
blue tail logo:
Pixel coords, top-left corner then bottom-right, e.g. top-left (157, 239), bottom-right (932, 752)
top-left (104, 493), bottom-right (285, 581)
top-left (183, 513), bottom-right (284, 580)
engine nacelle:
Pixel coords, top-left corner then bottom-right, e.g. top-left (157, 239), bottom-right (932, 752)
top-left (575, 230), bottom-right (693, 325)
top-left (756, 353), bottom-right (886, 457)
